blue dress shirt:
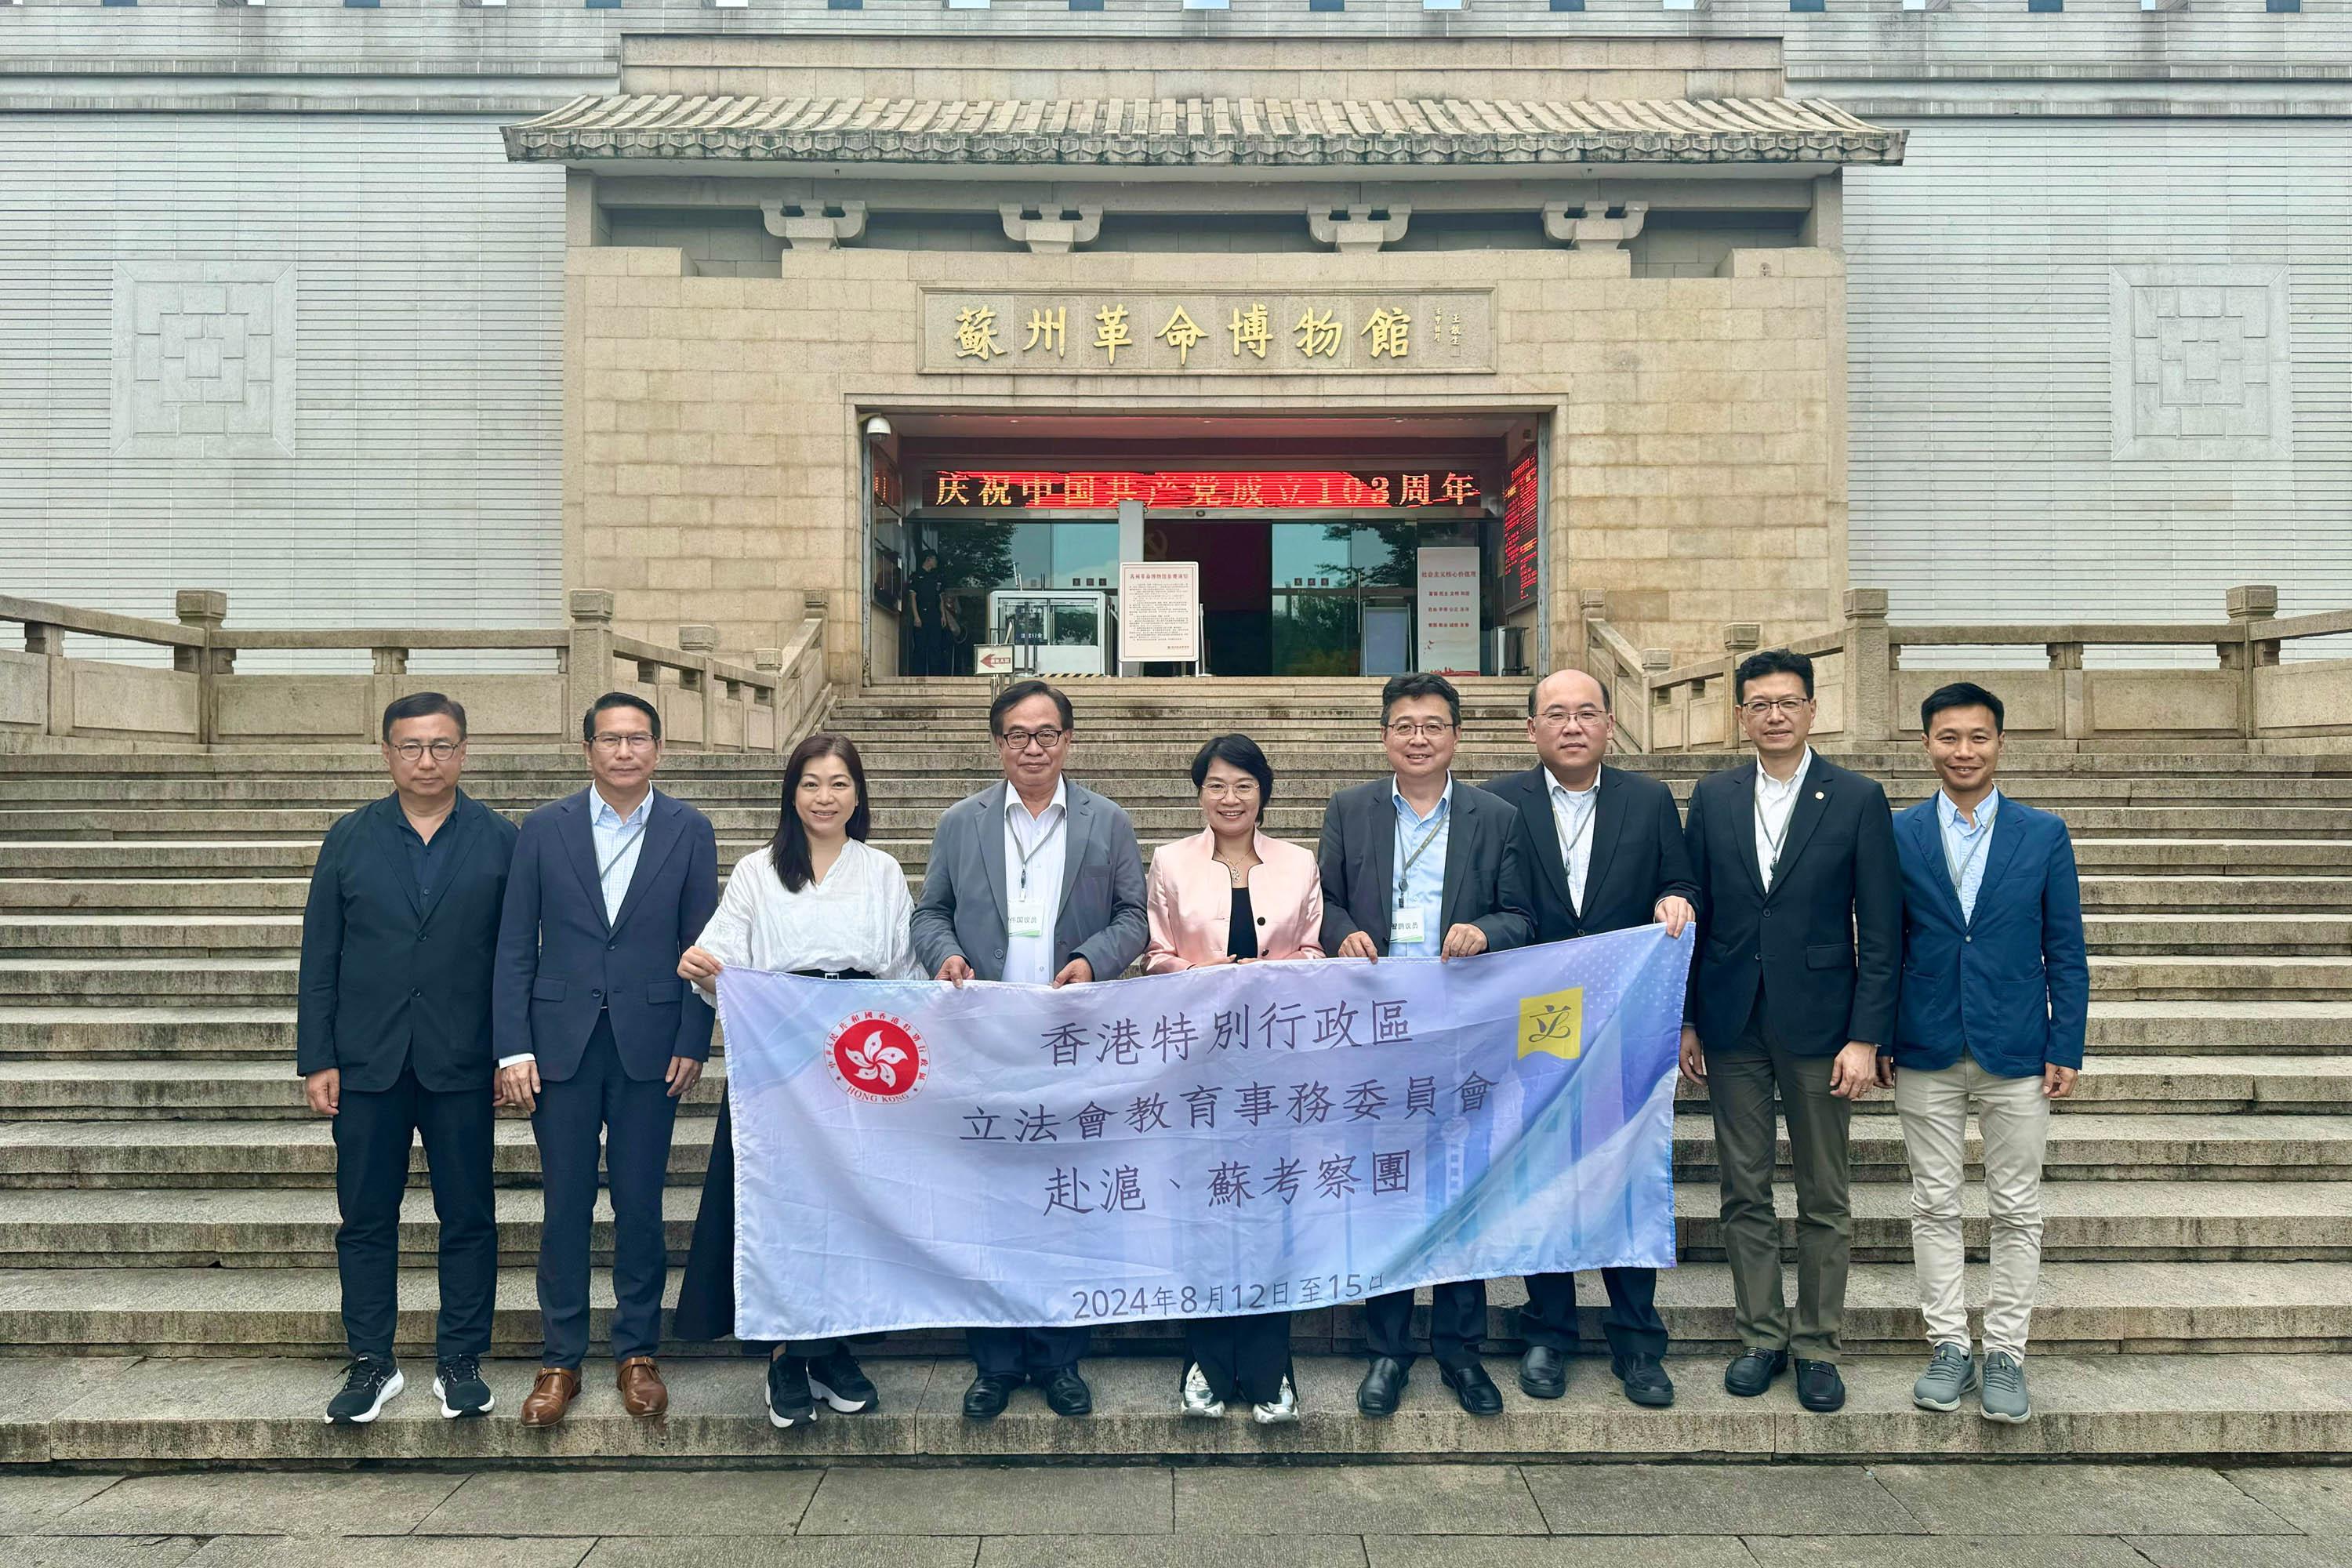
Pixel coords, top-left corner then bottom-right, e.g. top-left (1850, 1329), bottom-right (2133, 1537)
top-left (1936, 787), bottom-right (2001, 924)
top-left (1387, 776), bottom-right (1453, 958)
top-left (590, 788), bottom-right (653, 924)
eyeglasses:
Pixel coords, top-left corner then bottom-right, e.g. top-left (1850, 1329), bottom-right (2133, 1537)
top-left (1202, 780), bottom-right (1261, 800)
top-left (390, 740), bottom-right (462, 761)
top-left (591, 732), bottom-right (659, 752)
top-left (1537, 706), bottom-right (1609, 731)
top-left (998, 727), bottom-right (1065, 752)
top-left (1384, 720), bottom-right (1456, 740)
top-left (1739, 699), bottom-right (1814, 719)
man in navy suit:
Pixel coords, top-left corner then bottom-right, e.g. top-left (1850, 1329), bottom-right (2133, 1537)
top-left (1882, 681), bottom-right (2086, 1426)
top-left (299, 693), bottom-right (517, 1425)
top-left (495, 691), bottom-right (719, 1428)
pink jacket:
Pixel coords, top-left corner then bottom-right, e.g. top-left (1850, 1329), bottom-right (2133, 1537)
top-left (1144, 828), bottom-right (1326, 972)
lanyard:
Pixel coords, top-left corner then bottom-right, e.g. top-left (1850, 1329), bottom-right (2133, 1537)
top-left (1942, 808), bottom-right (1994, 905)
top-left (1394, 808), bottom-right (1446, 900)
top-left (595, 816), bottom-right (648, 885)
top-left (1011, 810), bottom-right (1065, 893)
top-left (1753, 782), bottom-right (1798, 883)
top-left (1550, 786), bottom-right (1598, 881)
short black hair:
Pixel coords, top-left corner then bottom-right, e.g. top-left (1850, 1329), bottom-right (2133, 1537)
top-left (583, 691), bottom-right (662, 745)
top-left (1526, 671), bottom-right (1611, 717)
top-left (381, 691), bottom-right (466, 743)
top-left (1733, 648), bottom-right (1815, 702)
top-left (1922, 681), bottom-right (2005, 735)
top-left (1190, 733), bottom-right (1275, 807)
top-left (1381, 671), bottom-right (1460, 727)
top-left (989, 679), bottom-right (1074, 736)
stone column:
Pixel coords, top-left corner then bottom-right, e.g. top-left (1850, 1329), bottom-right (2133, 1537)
top-left (678, 624), bottom-right (719, 750)
top-left (753, 647), bottom-right (785, 753)
top-left (2223, 583), bottom-right (2280, 739)
top-left (1842, 588), bottom-right (1892, 743)
top-left (175, 590), bottom-right (230, 747)
top-left (23, 619), bottom-right (68, 737)
top-left (566, 590), bottom-right (616, 742)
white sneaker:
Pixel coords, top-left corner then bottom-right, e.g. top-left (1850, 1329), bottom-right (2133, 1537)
top-left (1181, 1363), bottom-right (1225, 1419)
top-left (1251, 1376), bottom-right (1300, 1425)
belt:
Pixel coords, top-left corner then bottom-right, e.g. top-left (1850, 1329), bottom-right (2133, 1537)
top-left (792, 968), bottom-right (874, 982)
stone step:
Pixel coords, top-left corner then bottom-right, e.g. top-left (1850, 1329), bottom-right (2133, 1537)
top-left (0, 958), bottom-right (299, 1004)
top-left (9, 1348), bottom-right (2352, 1463)
top-left (2, 1112), bottom-right (2343, 1190)
top-left (2080, 875), bottom-right (2352, 911)
top-left (2093, 956), bottom-right (2352, 1000)
top-left (0, 1181), bottom-right (2339, 1269)
top-left (4, 1258), bottom-right (2347, 1360)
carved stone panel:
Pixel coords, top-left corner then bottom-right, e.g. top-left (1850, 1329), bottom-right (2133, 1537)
top-left (2110, 264), bottom-right (2292, 463)
top-left (111, 261), bottom-right (298, 458)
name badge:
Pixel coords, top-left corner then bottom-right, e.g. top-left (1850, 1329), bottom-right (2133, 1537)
top-left (1390, 906), bottom-right (1428, 949)
top-left (1007, 895), bottom-right (1047, 940)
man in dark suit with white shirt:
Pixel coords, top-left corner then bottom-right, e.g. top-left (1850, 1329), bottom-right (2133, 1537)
top-left (1679, 648), bottom-right (1901, 1415)
top-left (1483, 668), bottom-right (1697, 1409)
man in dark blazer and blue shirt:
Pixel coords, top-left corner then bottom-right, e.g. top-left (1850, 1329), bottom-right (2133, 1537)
top-left (1319, 671), bottom-right (1537, 1419)
top-left (299, 693), bottom-right (517, 1425)
top-left (1884, 681), bottom-right (2086, 1425)
top-left (1484, 668), bottom-right (1697, 1410)
top-left (495, 691), bottom-right (718, 1428)
top-left (1680, 648), bottom-right (1901, 1415)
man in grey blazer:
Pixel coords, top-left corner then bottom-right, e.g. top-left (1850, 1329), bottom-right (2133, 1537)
top-left (911, 678), bottom-right (1149, 1421)
top-left (1318, 671), bottom-right (1537, 1419)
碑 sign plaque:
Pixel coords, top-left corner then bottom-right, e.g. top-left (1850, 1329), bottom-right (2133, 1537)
top-left (922, 290), bottom-right (1494, 375)
top-left (1120, 561), bottom-right (1200, 665)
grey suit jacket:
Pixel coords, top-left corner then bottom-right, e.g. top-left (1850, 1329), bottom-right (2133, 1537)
top-left (911, 779), bottom-right (1149, 983)
top-left (1316, 776), bottom-right (1538, 956)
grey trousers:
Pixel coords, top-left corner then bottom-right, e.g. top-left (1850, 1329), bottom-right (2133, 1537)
top-left (1705, 1021), bottom-right (1853, 1361)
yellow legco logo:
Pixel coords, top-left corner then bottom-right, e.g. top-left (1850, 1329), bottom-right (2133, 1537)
top-left (1517, 986), bottom-right (1584, 1061)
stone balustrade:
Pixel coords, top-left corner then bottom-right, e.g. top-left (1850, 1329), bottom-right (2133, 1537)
top-left (0, 590), bottom-right (831, 753)
top-left (1587, 585), bottom-right (2352, 754)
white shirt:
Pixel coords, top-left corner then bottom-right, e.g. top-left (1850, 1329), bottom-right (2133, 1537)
top-left (1001, 778), bottom-right (1070, 986)
top-left (1547, 772), bottom-right (1600, 911)
top-left (591, 786), bottom-right (654, 925)
top-left (688, 840), bottom-right (924, 1003)
top-left (1752, 747), bottom-right (1815, 893)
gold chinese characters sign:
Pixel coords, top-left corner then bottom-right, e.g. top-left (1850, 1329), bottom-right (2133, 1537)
top-left (920, 291), bottom-right (1494, 376)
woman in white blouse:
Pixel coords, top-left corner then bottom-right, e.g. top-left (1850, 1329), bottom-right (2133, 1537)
top-left (672, 732), bottom-right (922, 1431)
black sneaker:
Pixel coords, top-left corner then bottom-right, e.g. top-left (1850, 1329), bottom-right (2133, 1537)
top-left (432, 1355), bottom-right (494, 1419)
top-left (766, 1354), bottom-right (816, 1429)
top-left (806, 1345), bottom-right (879, 1414)
top-left (325, 1356), bottom-right (404, 1425)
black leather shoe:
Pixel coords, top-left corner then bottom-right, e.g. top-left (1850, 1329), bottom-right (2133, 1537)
top-left (1040, 1366), bottom-right (1093, 1417)
top-left (960, 1373), bottom-right (1022, 1420)
top-left (1614, 1353), bottom-right (1675, 1409)
top-left (1723, 1347), bottom-right (1789, 1398)
top-left (1795, 1359), bottom-right (1846, 1413)
top-left (1441, 1363), bottom-right (1505, 1417)
top-left (1517, 1345), bottom-right (1568, 1400)
top-left (1356, 1355), bottom-right (1408, 1417)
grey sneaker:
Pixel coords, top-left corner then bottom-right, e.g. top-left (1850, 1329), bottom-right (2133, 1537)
top-left (1180, 1363), bottom-right (1225, 1420)
top-left (1980, 1351), bottom-right (2031, 1424)
top-left (1911, 1343), bottom-right (1977, 1412)
top-left (1250, 1375), bottom-right (1299, 1425)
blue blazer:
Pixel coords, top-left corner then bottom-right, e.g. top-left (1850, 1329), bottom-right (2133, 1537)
top-left (492, 786), bottom-right (719, 1083)
top-left (1891, 794), bottom-right (2089, 1076)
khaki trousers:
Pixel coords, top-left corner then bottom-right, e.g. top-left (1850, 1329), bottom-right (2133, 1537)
top-left (1707, 1023), bottom-right (1853, 1360)
top-left (1894, 1054), bottom-right (2052, 1360)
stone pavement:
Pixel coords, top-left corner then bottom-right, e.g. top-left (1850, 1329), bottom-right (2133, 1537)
top-left (3, 1461), bottom-right (2350, 1567)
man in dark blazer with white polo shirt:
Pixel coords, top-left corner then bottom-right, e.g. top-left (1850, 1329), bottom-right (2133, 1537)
top-left (1680, 648), bottom-right (1901, 1416)
top-left (1484, 667), bottom-right (1697, 1410)
top-left (493, 691), bottom-right (719, 1428)
top-left (299, 692), bottom-right (517, 1427)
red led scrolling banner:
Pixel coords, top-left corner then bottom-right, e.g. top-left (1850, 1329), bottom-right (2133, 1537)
top-left (924, 469), bottom-right (1484, 511)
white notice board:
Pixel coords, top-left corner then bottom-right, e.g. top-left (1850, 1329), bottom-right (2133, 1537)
top-left (1415, 546), bottom-right (1481, 675)
top-left (1120, 561), bottom-right (1200, 664)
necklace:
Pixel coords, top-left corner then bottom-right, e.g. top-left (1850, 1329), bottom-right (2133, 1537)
top-left (1213, 848), bottom-right (1258, 887)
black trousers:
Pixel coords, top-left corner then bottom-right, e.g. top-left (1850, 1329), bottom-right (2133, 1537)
top-left (673, 1094), bottom-right (840, 1359)
top-left (1519, 1268), bottom-right (1670, 1360)
top-left (332, 1058), bottom-right (496, 1363)
top-left (1185, 1312), bottom-right (1292, 1405)
top-left (1363, 1279), bottom-right (1487, 1371)
top-left (968, 1325), bottom-right (1090, 1378)
top-left (532, 1014), bottom-right (681, 1369)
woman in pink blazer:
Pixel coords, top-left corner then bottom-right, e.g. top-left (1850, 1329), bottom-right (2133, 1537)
top-left (1145, 734), bottom-right (1323, 1425)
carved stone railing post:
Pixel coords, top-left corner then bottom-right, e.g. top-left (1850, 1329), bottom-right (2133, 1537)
top-left (1842, 588), bottom-right (1892, 743)
top-left (24, 619), bottom-right (67, 736)
top-left (677, 624), bottom-right (718, 749)
top-left (371, 648), bottom-right (409, 677)
top-left (175, 590), bottom-right (230, 746)
top-left (566, 590), bottom-right (616, 740)
top-left (2224, 584), bottom-right (2280, 738)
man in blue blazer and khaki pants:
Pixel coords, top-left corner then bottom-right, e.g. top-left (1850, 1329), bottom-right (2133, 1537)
top-left (1882, 681), bottom-right (2087, 1426)
top-left (495, 691), bottom-right (719, 1428)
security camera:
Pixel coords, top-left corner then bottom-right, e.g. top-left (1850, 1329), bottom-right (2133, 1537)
top-left (862, 415), bottom-right (893, 441)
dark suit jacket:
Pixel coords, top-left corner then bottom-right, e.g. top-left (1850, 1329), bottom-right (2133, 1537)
top-left (1316, 776), bottom-right (1537, 955)
top-left (296, 791), bottom-right (518, 1094)
top-left (492, 786), bottom-right (719, 1083)
top-left (1684, 755), bottom-right (1902, 1057)
top-left (1483, 764), bottom-right (1699, 942)
top-left (1893, 794), bottom-right (2089, 1075)
top-left (909, 778), bottom-right (1149, 983)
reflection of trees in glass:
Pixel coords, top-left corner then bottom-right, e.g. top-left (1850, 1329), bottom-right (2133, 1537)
top-left (1272, 593), bottom-right (1359, 677)
top-left (1321, 521), bottom-right (1419, 587)
top-left (1054, 608), bottom-right (1099, 647)
top-left (925, 522), bottom-right (1018, 592)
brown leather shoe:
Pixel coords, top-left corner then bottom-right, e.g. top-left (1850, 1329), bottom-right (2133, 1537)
top-left (519, 1367), bottom-right (580, 1428)
top-left (616, 1356), bottom-right (668, 1417)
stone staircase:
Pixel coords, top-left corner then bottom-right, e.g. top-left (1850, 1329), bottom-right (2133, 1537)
top-left (2, 675), bottom-right (2350, 1465)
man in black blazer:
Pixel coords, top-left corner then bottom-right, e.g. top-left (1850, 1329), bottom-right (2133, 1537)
top-left (494, 691), bottom-right (719, 1428)
top-left (299, 693), bottom-right (518, 1425)
top-left (1319, 671), bottom-right (1537, 1418)
top-left (1484, 668), bottom-right (1697, 1410)
top-left (1681, 648), bottom-right (1901, 1415)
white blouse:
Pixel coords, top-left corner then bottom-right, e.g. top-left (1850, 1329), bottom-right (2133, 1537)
top-left (690, 840), bottom-right (924, 999)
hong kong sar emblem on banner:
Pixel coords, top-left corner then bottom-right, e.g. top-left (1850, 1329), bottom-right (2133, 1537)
top-left (828, 1011), bottom-right (928, 1103)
